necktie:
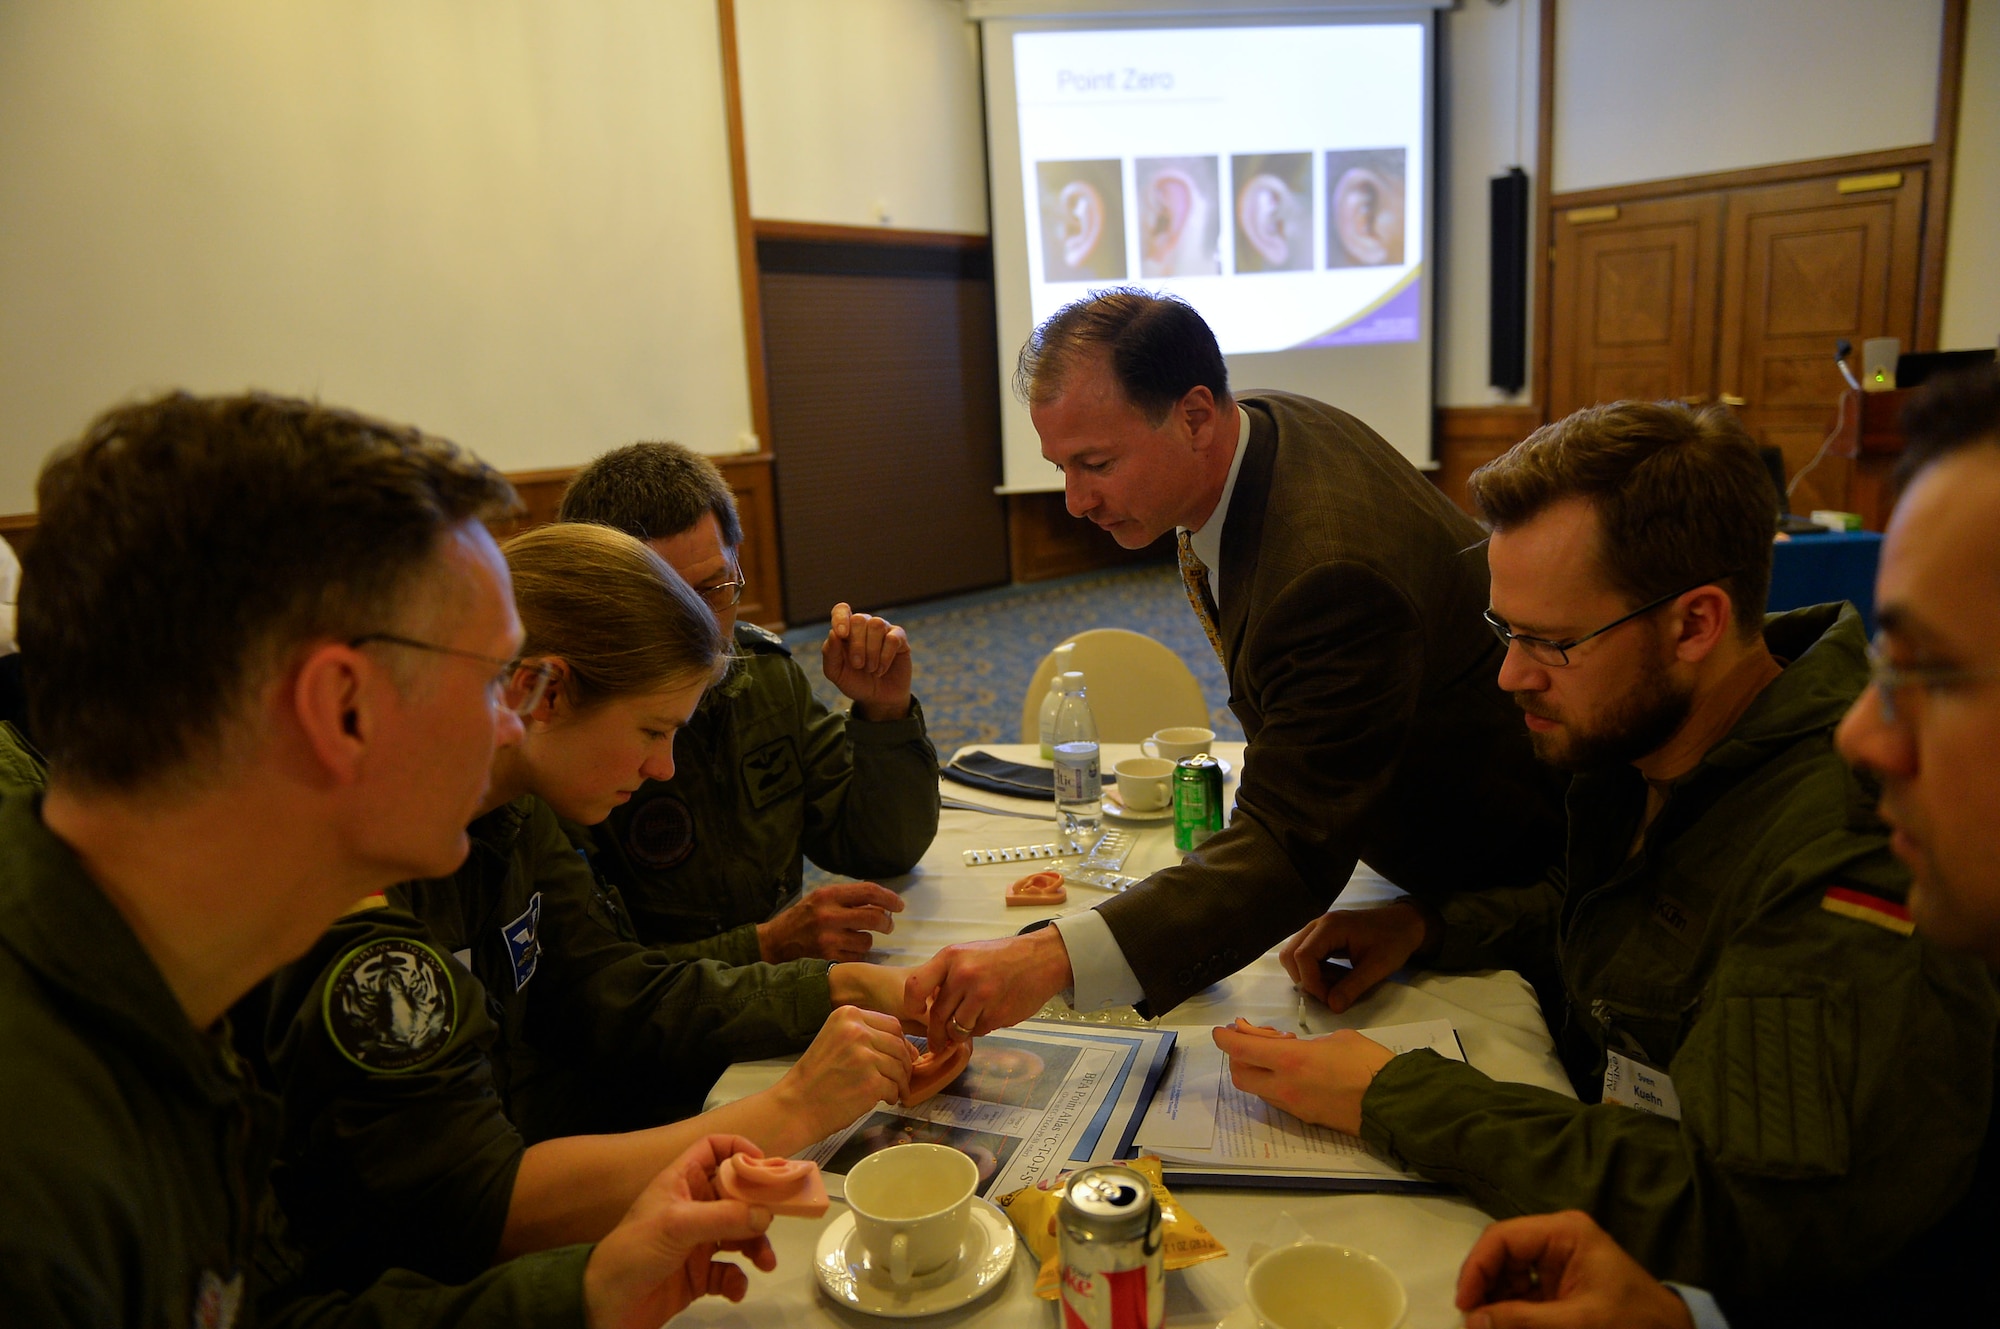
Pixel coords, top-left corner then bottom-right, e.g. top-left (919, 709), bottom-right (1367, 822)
top-left (1176, 530), bottom-right (1226, 664)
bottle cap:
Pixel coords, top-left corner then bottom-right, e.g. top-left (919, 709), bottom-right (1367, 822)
top-left (1060, 670), bottom-right (1085, 690)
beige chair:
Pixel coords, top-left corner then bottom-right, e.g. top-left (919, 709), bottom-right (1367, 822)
top-left (1017, 628), bottom-right (1211, 744)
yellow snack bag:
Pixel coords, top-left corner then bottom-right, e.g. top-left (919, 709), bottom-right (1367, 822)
top-left (995, 1155), bottom-right (1227, 1300)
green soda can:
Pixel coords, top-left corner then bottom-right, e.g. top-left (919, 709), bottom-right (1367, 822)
top-left (1172, 754), bottom-right (1225, 851)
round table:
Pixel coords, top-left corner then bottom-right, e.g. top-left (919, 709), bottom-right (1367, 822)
top-left (688, 743), bottom-right (1575, 1327)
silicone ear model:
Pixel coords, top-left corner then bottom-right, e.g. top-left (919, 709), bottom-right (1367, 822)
top-left (715, 1154), bottom-right (830, 1218)
top-left (1006, 870), bottom-right (1067, 907)
top-left (1229, 1017), bottom-right (1298, 1039)
top-left (903, 1037), bottom-right (974, 1107)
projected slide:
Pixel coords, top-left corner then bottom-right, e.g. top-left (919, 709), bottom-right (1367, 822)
top-left (1014, 24), bottom-right (1425, 356)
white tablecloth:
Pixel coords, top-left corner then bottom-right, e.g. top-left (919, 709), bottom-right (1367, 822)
top-left (685, 744), bottom-right (1574, 1328)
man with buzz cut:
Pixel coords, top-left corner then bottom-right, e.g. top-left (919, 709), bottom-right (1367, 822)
top-left (0, 392), bottom-right (784, 1327)
top-left (1212, 397), bottom-right (1997, 1302)
top-left (556, 442), bottom-right (939, 966)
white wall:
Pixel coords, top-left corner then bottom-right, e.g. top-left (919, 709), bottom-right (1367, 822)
top-left (1437, 0), bottom-right (1540, 408)
top-left (1942, 0), bottom-right (2000, 349)
top-left (1554, 0), bottom-right (1941, 193)
top-left (0, 0), bottom-right (754, 517)
top-left (737, 0), bottom-right (990, 233)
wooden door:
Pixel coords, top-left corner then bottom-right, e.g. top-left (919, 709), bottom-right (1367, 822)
top-left (1548, 194), bottom-right (1724, 419)
top-left (1717, 170), bottom-right (1925, 516)
top-left (758, 236), bottom-right (1010, 623)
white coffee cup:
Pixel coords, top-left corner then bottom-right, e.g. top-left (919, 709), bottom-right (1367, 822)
top-left (1112, 756), bottom-right (1175, 810)
top-left (1142, 726), bottom-right (1216, 763)
top-left (1246, 1241), bottom-right (1406, 1329)
top-left (843, 1143), bottom-right (978, 1288)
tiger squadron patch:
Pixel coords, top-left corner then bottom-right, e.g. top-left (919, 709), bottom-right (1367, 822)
top-left (322, 938), bottom-right (457, 1073)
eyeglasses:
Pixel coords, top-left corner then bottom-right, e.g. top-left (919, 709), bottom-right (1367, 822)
top-left (348, 632), bottom-right (558, 716)
top-left (1483, 575), bottom-right (1733, 668)
top-left (695, 560), bottom-right (746, 611)
top-left (1864, 633), bottom-right (2000, 727)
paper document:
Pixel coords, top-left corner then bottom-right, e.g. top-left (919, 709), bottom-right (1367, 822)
top-left (799, 1021), bottom-right (1175, 1201)
top-left (1134, 1043), bottom-right (1223, 1150)
top-left (1144, 1018), bottom-right (1465, 1190)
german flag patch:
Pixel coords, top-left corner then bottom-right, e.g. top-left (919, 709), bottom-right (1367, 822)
top-left (1821, 886), bottom-right (1915, 935)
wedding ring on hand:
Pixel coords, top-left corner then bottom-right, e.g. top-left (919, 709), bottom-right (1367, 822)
top-left (948, 1016), bottom-right (975, 1038)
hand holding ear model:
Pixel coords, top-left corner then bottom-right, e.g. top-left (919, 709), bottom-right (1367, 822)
top-left (580, 1135), bottom-right (779, 1329)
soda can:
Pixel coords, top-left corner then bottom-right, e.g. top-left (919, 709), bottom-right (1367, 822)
top-left (1173, 754), bottom-right (1225, 852)
top-left (1058, 1164), bottom-right (1164, 1329)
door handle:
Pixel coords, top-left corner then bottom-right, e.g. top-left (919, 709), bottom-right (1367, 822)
top-left (1718, 394), bottom-right (1747, 407)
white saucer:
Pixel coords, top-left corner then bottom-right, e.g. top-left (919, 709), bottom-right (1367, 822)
top-left (814, 1197), bottom-right (1017, 1318)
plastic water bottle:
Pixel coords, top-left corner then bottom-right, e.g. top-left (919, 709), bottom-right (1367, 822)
top-left (1051, 670), bottom-right (1101, 853)
top-left (1037, 642), bottom-right (1076, 760)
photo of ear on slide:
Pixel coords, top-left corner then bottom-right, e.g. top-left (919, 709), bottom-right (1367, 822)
top-left (1230, 152), bottom-right (1312, 274)
top-left (1036, 158), bottom-right (1127, 282)
top-left (1324, 147), bottom-right (1406, 268)
top-left (1135, 156), bottom-right (1220, 278)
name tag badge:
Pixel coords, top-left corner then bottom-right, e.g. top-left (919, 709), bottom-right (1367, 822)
top-left (1603, 1049), bottom-right (1682, 1120)
top-left (502, 892), bottom-right (543, 992)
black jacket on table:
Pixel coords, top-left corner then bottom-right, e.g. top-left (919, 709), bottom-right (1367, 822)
top-left (1096, 391), bottom-right (1568, 1013)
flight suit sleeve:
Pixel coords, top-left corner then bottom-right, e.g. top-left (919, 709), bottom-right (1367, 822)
top-left (559, 816), bottom-right (766, 967)
top-left (1430, 870), bottom-right (1567, 975)
top-left (1097, 561), bottom-right (1424, 1013)
top-left (792, 664), bottom-right (940, 882)
top-left (262, 1244), bottom-right (591, 1329)
top-left (0, 1250), bottom-right (116, 1327)
top-left (637, 922), bottom-right (765, 968)
top-left (263, 906), bottom-right (526, 1289)
top-left (522, 806), bottom-right (836, 1108)
top-left (1359, 838), bottom-right (1998, 1296)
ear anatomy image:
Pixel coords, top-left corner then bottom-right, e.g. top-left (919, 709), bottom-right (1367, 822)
top-left (1136, 156), bottom-right (1221, 278)
top-left (1231, 152), bottom-right (1313, 273)
top-left (1037, 159), bottom-right (1127, 282)
top-left (1324, 147), bottom-right (1406, 268)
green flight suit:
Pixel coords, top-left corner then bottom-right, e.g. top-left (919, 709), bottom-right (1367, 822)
top-left (576, 623), bottom-right (939, 963)
top-left (258, 794), bottom-right (835, 1299)
top-left (1358, 604), bottom-right (1999, 1297)
top-left (0, 791), bottom-right (596, 1328)
top-left (0, 719), bottom-right (44, 791)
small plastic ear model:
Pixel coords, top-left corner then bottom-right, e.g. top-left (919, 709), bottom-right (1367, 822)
top-left (1006, 870), bottom-right (1067, 907)
top-left (903, 1036), bottom-right (974, 1107)
top-left (715, 1154), bottom-right (830, 1218)
top-left (1229, 1016), bottom-right (1297, 1040)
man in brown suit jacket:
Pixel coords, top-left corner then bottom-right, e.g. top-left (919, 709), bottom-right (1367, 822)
top-left (907, 292), bottom-right (1564, 1035)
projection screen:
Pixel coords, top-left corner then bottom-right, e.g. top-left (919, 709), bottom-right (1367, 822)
top-left (975, 2), bottom-right (1442, 492)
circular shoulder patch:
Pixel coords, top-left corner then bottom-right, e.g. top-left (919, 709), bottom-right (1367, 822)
top-left (624, 792), bottom-right (697, 871)
top-left (321, 937), bottom-right (457, 1073)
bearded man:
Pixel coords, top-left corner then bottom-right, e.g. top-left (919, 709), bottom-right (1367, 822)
top-left (1211, 400), bottom-right (1998, 1301)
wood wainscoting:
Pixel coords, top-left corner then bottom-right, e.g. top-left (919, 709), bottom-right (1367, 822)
top-left (1005, 491), bottom-right (1172, 583)
top-left (1433, 406), bottom-right (1544, 518)
top-left (495, 453), bottom-right (785, 630)
top-left (0, 450), bottom-right (789, 630)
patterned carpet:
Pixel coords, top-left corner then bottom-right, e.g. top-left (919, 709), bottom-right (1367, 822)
top-left (780, 560), bottom-right (1247, 756)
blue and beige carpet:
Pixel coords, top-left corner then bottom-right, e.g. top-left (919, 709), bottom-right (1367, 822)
top-left (780, 561), bottom-right (1246, 756)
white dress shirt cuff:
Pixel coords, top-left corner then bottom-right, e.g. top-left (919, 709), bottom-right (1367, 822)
top-left (1050, 908), bottom-right (1147, 1010)
top-left (1665, 1285), bottom-right (1730, 1329)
